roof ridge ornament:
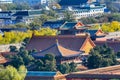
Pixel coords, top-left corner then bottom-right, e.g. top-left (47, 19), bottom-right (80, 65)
top-left (56, 39), bottom-right (59, 45)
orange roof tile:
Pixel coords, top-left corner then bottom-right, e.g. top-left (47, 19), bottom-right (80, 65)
top-left (0, 54), bottom-right (7, 64)
top-left (26, 35), bottom-right (89, 52)
top-left (33, 43), bottom-right (81, 58)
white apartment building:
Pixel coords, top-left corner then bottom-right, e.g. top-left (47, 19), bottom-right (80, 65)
top-left (0, 0), bottom-right (13, 4)
top-left (13, 0), bottom-right (47, 6)
top-left (58, 4), bottom-right (108, 20)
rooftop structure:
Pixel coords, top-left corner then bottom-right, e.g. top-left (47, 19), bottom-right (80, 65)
top-left (27, 35), bottom-right (95, 64)
top-left (25, 71), bottom-right (66, 80)
top-left (59, 0), bottom-right (88, 6)
top-left (66, 65), bottom-right (120, 79)
top-left (59, 22), bottom-right (88, 35)
top-left (26, 35), bottom-right (95, 54)
top-left (86, 29), bottom-right (105, 40)
top-left (0, 10), bottom-right (42, 25)
top-left (43, 20), bottom-right (66, 29)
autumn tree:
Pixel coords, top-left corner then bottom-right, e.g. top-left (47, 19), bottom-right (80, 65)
top-left (0, 65), bottom-right (27, 80)
top-left (33, 27), bottom-right (57, 36)
top-left (102, 21), bottom-right (120, 32)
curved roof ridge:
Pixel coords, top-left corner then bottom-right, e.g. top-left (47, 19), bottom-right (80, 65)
top-left (57, 44), bottom-right (80, 57)
top-left (56, 41), bottom-right (63, 57)
top-left (32, 35), bottom-right (88, 38)
top-left (33, 43), bottom-right (63, 57)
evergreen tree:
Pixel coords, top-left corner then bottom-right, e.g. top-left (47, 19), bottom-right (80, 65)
top-left (87, 44), bottom-right (118, 69)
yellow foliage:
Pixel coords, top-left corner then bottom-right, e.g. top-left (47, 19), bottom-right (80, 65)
top-left (34, 28), bottom-right (57, 36)
top-left (90, 21), bottom-right (120, 32)
top-left (0, 34), bottom-right (2, 40)
top-left (0, 65), bottom-right (27, 80)
top-left (101, 21), bottom-right (120, 32)
top-left (0, 28), bottom-right (57, 45)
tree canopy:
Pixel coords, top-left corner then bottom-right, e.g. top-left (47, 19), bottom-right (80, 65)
top-left (87, 44), bottom-right (118, 69)
top-left (0, 28), bottom-right (57, 45)
top-left (7, 45), bottom-right (77, 74)
top-left (0, 65), bottom-right (27, 80)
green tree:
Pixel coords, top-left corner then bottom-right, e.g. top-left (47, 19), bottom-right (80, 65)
top-left (44, 54), bottom-right (56, 71)
top-left (9, 55), bottom-right (24, 69)
top-left (29, 22), bottom-right (41, 30)
top-left (34, 59), bottom-right (44, 71)
top-left (87, 44), bottom-right (118, 69)
top-left (15, 3), bottom-right (30, 10)
top-left (15, 23), bottom-right (29, 28)
top-left (18, 50), bottom-right (34, 65)
top-left (80, 17), bottom-right (98, 24)
top-left (117, 51), bottom-right (120, 58)
top-left (57, 63), bottom-right (70, 74)
top-left (69, 62), bottom-right (77, 72)
top-left (63, 10), bottom-right (75, 22)
top-left (0, 65), bottom-right (27, 80)
top-left (9, 46), bottom-right (18, 52)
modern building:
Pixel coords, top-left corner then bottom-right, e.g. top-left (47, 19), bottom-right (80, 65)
top-left (0, 0), bottom-right (13, 4)
top-left (0, 10), bottom-right (42, 25)
top-left (58, 4), bottom-right (108, 20)
top-left (59, 0), bottom-right (88, 7)
top-left (43, 20), bottom-right (66, 29)
top-left (13, 0), bottom-right (47, 6)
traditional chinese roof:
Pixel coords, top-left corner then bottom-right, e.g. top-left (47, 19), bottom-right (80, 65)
top-left (86, 29), bottom-right (104, 37)
top-left (87, 30), bottom-right (98, 36)
top-left (0, 54), bottom-right (7, 64)
top-left (59, 22), bottom-right (86, 30)
top-left (27, 71), bottom-right (62, 77)
top-left (59, 0), bottom-right (88, 6)
top-left (94, 41), bottom-right (120, 53)
top-left (43, 20), bottom-right (65, 29)
top-left (26, 35), bottom-right (95, 54)
top-left (33, 42), bottom-right (81, 58)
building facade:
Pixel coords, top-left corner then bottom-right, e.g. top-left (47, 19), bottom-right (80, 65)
top-left (13, 0), bottom-right (47, 6)
top-left (0, 0), bottom-right (13, 4)
top-left (0, 10), bottom-right (42, 25)
top-left (58, 4), bottom-right (108, 20)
